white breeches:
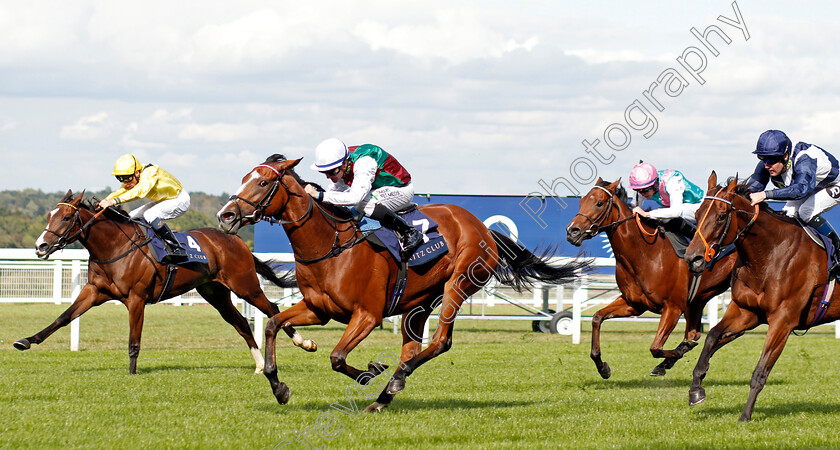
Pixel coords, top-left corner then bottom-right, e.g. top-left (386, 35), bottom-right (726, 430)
top-left (358, 183), bottom-right (415, 216)
top-left (129, 191), bottom-right (191, 222)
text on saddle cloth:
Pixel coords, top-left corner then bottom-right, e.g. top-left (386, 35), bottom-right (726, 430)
top-left (149, 230), bottom-right (210, 265)
top-left (363, 209), bottom-right (449, 267)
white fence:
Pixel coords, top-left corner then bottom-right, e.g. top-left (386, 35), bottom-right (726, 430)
top-left (2, 249), bottom-right (837, 351)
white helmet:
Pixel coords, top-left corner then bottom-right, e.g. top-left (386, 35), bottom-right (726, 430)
top-left (311, 138), bottom-right (348, 172)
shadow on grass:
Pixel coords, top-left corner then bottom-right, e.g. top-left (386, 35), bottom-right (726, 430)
top-left (580, 376), bottom-right (787, 390)
top-left (692, 400), bottom-right (840, 420)
top-left (253, 397), bottom-right (537, 414)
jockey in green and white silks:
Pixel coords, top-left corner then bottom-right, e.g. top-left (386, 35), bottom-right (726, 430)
top-left (629, 162), bottom-right (704, 225)
top-left (304, 138), bottom-right (423, 256)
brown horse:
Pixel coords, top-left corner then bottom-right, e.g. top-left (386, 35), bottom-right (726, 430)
top-left (685, 172), bottom-right (840, 421)
top-left (16, 190), bottom-right (297, 374)
top-left (217, 155), bottom-right (590, 411)
top-left (566, 178), bottom-right (736, 378)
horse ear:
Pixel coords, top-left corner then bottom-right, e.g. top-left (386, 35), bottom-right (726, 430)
top-left (72, 190), bottom-right (85, 205)
top-left (278, 158), bottom-right (303, 170)
top-left (596, 177), bottom-right (603, 185)
top-left (726, 175), bottom-right (738, 193)
top-left (707, 171), bottom-right (718, 192)
top-left (62, 189), bottom-right (73, 202)
top-left (607, 179), bottom-right (621, 192)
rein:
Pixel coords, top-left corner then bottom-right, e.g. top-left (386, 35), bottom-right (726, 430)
top-left (696, 188), bottom-right (759, 262)
top-left (573, 185), bottom-right (647, 235)
top-left (236, 163), bottom-right (366, 263)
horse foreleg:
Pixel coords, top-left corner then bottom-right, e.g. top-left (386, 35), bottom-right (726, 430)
top-left (329, 309), bottom-right (381, 382)
top-left (197, 283), bottom-right (265, 373)
top-left (648, 304), bottom-right (684, 376)
top-left (126, 297), bottom-right (146, 375)
top-left (740, 318), bottom-right (794, 422)
top-left (690, 302), bottom-right (758, 407)
top-left (263, 302), bottom-right (325, 405)
top-left (590, 296), bottom-right (643, 379)
top-left (651, 296), bottom-right (708, 375)
top-left (14, 284), bottom-right (110, 350)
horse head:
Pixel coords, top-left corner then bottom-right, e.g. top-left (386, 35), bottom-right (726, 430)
top-left (685, 171), bottom-right (744, 273)
top-left (35, 189), bottom-right (86, 260)
top-left (566, 177), bottom-right (625, 246)
top-left (217, 156), bottom-right (304, 234)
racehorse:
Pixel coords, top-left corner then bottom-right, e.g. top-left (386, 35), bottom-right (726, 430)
top-left (217, 155), bottom-right (591, 411)
top-left (685, 172), bottom-right (840, 421)
top-left (16, 190), bottom-right (297, 375)
top-left (565, 178), bottom-right (736, 378)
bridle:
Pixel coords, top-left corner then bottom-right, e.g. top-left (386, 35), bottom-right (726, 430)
top-left (573, 185), bottom-right (643, 236)
top-left (695, 188), bottom-right (759, 262)
top-left (229, 163), bottom-right (364, 263)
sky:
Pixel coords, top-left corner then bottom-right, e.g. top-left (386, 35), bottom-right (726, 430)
top-left (2, 0), bottom-right (839, 197)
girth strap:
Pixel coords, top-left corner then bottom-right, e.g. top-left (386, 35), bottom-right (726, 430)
top-left (151, 264), bottom-right (178, 304)
top-left (385, 261), bottom-right (408, 317)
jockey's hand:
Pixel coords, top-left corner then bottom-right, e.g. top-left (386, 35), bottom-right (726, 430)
top-left (749, 191), bottom-right (767, 206)
top-left (97, 199), bottom-right (116, 210)
top-left (303, 184), bottom-right (319, 198)
top-left (632, 206), bottom-right (649, 218)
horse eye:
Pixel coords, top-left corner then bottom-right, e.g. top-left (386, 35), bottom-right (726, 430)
top-left (716, 213), bottom-right (727, 222)
top-left (259, 180), bottom-right (268, 187)
top-left (596, 201), bottom-right (604, 207)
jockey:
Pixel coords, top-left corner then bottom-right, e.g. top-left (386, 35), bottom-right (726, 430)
top-left (629, 161), bottom-right (704, 237)
top-left (96, 154), bottom-right (190, 263)
top-left (745, 129), bottom-right (840, 273)
top-left (303, 138), bottom-right (423, 257)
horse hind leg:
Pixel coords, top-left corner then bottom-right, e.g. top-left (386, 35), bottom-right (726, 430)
top-left (195, 283), bottom-right (264, 374)
top-left (648, 305), bottom-right (684, 376)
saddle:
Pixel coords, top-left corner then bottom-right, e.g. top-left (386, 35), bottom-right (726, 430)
top-left (354, 205), bottom-right (449, 267)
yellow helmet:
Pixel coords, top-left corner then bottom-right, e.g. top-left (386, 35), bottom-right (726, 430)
top-left (112, 154), bottom-right (142, 176)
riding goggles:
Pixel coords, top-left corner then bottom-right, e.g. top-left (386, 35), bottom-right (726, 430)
top-left (757, 155), bottom-right (785, 165)
top-left (116, 174), bottom-right (135, 183)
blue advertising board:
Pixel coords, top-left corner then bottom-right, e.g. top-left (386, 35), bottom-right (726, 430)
top-left (254, 194), bottom-right (614, 258)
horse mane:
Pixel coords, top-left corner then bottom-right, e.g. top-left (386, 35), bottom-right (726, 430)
top-left (264, 154), bottom-right (355, 220)
top-left (724, 179), bottom-right (801, 226)
top-left (78, 198), bottom-right (134, 224)
top-left (597, 179), bottom-right (630, 205)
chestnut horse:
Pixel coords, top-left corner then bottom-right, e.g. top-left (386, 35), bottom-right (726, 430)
top-left (17, 190), bottom-right (297, 374)
top-left (566, 178), bottom-right (736, 378)
top-left (217, 155), bottom-right (590, 411)
top-left (685, 172), bottom-right (840, 421)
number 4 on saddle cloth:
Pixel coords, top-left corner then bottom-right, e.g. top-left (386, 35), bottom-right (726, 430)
top-left (355, 207), bottom-right (449, 267)
top-left (147, 229), bottom-right (210, 265)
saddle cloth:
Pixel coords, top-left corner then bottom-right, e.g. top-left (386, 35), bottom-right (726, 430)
top-left (148, 230), bottom-right (210, 265)
top-left (799, 220), bottom-right (835, 277)
top-left (358, 208), bottom-right (449, 267)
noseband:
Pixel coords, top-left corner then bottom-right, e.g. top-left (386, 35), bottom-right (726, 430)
top-left (696, 189), bottom-right (759, 262)
top-left (40, 202), bottom-right (84, 256)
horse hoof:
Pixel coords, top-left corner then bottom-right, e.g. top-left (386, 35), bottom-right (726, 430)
top-left (274, 382), bottom-right (291, 405)
top-left (386, 378), bottom-right (405, 395)
top-left (598, 362), bottom-right (611, 379)
top-left (689, 389), bottom-right (706, 406)
top-left (363, 402), bottom-right (388, 413)
top-left (13, 338), bottom-right (31, 351)
top-left (368, 361), bottom-right (389, 376)
top-left (649, 366), bottom-right (666, 376)
top-left (305, 341), bottom-right (317, 352)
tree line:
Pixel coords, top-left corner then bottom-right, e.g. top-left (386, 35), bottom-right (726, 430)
top-left (0, 189), bottom-right (255, 249)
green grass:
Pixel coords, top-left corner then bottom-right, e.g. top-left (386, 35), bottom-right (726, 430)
top-left (1, 303), bottom-right (839, 449)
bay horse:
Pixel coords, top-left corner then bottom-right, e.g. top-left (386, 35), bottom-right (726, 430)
top-left (217, 155), bottom-right (591, 411)
top-left (685, 172), bottom-right (840, 421)
top-left (17, 190), bottom-right (297, 375)
top-left (566, 178), bottom-right (737, 378)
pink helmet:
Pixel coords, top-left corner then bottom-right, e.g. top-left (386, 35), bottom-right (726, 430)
top-left (629, 162), bottom-right (658, 189)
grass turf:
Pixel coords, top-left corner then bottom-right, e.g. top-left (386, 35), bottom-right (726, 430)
top-left (1, 303), bottom-right (839, 449)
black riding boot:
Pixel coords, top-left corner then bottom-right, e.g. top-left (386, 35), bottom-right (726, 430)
top-left (370, 204), bottom-right (423, 257)
top-left (664, 217), bottom-right (696, 239)
top-left (809, 216), bottom-right (840, 275)
top-left (151, 218), bottom-right (187, 264)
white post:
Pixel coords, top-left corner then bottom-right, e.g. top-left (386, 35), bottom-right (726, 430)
top-left (392, 316), bottom-right (400, 335)
top-left (707, 296), bottom-right (719, 327)
top-left (571, 275), bottom-right (587, 345)
top-left (70, 260), bottom-right (81, 351)
top-left (253, 311), bottom-right (264, 349)
top-left (835, 320), bottom-right (839, 339)
top-left (53, 260), bottom-right (63, 305)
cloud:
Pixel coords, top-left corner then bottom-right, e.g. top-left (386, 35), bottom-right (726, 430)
top-left (59, 112), bottom-right (117, 140)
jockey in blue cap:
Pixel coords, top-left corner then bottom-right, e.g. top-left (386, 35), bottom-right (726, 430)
top-left (745, 129), bottom-right (840, 273)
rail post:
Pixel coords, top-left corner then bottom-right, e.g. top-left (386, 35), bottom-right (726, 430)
top-left (70, 259), bottom-right (81, 351)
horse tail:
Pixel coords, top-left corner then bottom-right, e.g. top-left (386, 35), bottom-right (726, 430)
top-left (252, 256), bottom-right (298, 289)
top-left (489, 230), bottom-right (591, 292)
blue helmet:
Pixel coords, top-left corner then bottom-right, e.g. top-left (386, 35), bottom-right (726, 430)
top-left (753, 130), bottom-right (791, 157)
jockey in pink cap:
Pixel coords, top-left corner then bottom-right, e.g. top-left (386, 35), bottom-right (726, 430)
top-left (629, 161), bottom-right (704, 237)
